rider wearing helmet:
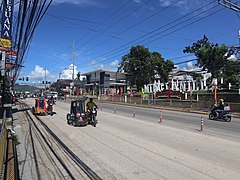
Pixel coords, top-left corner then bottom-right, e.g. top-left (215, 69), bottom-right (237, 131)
top-left (216, 98), bottom-right (224, 118)
top-left (218, 99), bottom-right (224, 110)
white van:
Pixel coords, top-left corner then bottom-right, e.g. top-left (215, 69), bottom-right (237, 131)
top-left (44, 91), bottom-right (58, 99)
top-left (51, 92), bottom-right (58, 99)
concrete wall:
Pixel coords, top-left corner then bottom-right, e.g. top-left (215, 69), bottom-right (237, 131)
top-left (100, 92), bottom-right (240, 112)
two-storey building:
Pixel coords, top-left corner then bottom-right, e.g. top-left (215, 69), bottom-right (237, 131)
top-left (82, 69), bottom-right (128, 96)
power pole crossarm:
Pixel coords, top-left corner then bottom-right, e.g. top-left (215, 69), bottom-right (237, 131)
top-left (218, 0), bottom-right (240, 12)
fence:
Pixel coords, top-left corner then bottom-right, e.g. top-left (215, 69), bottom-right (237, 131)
top-left (99, 94), bottom-right (240, 112)
top-left (0, 111), bottom-right (8, 179)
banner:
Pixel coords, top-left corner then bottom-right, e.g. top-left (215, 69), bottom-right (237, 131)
top-left (130, 87), bottom-right (133, 97)
top-left (120, 87), bottom-right (123, 96)
top-left (213, 85), bottom-right (217, 101)
top-left (1, 0), bottom-right (14, 40)
top-left (0, 38), bottom-right (11, 49)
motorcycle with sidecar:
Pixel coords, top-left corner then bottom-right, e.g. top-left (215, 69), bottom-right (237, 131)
top-left (32, 97), bottom-right (47, 116)
top-left (66, 98), bottom-right (97, 127)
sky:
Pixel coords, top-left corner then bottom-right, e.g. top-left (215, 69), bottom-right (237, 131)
top-left (16, 0), bottom-right (240, 84)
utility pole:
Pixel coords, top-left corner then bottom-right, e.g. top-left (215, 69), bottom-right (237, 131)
top-left (72, 41), bottom-right (75, 96)
top-left (219, 0), bottom-right (240, 94)
top-left (45, 67), bottom-right (47, 92)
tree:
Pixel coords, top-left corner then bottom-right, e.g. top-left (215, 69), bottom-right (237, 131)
top-left (118, 45), bottom-right (174, 90)
top-left (183, 35), bottom-right (229, 78)
top-left (221, 61), bottom-right (240, 89)
top-left (183, 35), bottom-right (240, 88)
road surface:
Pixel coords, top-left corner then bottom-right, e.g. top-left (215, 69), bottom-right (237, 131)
top-left (13, 98), bottom-right (240, 180)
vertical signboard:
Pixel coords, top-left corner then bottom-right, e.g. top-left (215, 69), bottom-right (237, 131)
top-left (1, 0), bottom-right (14, 39)
top-left (1, 0), bottom-right (14, 50)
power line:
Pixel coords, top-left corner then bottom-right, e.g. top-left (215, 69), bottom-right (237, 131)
top-left (47, 0), bottom-right (201, 72)
top-left (79, 0), bottom-right (180, 57)
top-left (74, 0), bottom-right (152, 51)
top-left (13, 0), bottom-right (53, 82)
top-left (81, 8), bottom-right (224, 71)
top-left (45, 0), bottom-right (133, 72)
top-left (79, 1), bottom-right (218, 67)
top-left (51, 1), bottom-right (217, 73)
top-left (46, 13), bottom-right (98, 32)
top-left (75, 0), bottom-right (133, 47)
top-left (46, 13), bottom-right (109, 25)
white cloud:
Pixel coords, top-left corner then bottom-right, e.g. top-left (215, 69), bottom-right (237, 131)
top-left (61, 64), bottom-right (79, 79)
top-left (158, 0), bottom-right (207, 13)
top-left (158, 0), bottom-right (186, 7)
top-left (52, 0), bottom-right (97, 6)
top-left (29, 65), bottom-right (49, 80)
top-left (186, 61), bottom-right (196, 70)
top-left (90, 60), bottom-right (97, 66)
top-left (110, 60), bottom-right (119, 67)
top-left (132, 0), bottom-right (141, 3)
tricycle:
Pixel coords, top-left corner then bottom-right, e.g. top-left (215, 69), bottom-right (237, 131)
top-left (66, 97), bottom-right (97, 127)
top-left (32, 97), bottom-right (47, 116)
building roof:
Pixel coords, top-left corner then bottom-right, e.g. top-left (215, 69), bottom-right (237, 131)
top-left (82, 69), bottom-right (127, 75)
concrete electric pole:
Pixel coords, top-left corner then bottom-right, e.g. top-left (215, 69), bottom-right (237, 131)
top-left (71, 41), bottom-right (75, 96)
top-left (219, 0), bottom-right (240, 94)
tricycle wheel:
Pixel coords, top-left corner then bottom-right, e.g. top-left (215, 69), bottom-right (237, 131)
top-left (32, 107), bottom-right (35, 114)
top-left (66, 113), bottom-right (71, 125)
top-left (92, 115), bottom-right (96, 127)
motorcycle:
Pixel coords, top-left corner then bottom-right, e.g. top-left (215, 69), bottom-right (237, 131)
top-left (209, 106), bottom-right (231, 122)
top-left (47, 103), bottom-right (53, 116)
top-left (87, 107), bottom-right (97, 127)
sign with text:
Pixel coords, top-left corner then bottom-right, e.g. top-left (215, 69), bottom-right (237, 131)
top-left (0, 38), bottom-right (11, 49)
top-left (1, 0), bottom-right (14, 41)
top-left (144, 79), bottom-right (208, 93)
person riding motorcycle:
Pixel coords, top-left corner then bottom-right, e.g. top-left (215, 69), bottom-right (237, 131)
top-left (47, 96), bottom-right (54, 113)
top-left (47, 96), bottom-right (54, 105)
top-left (215, 99), bottom-right (224, 118)
top-left (86, 98), bottom-right (98, 111)
top-left (86, 98), bottom-right (98, 126)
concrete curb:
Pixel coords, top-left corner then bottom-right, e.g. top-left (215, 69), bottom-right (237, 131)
top-left (99, 101), bottom-right (240, 119)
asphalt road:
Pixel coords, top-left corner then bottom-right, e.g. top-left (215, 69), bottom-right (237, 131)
top-left (99, 102), bottom-right (240, 142)
top-left (17, 98), bottom-right (240, 179)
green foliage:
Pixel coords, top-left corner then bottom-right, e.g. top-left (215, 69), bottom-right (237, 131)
top-left (15, 83), bottom-right (39, 93)
top-left (132, 84), bottom-right (137, 89)
top-left (183, 35), bottom-right (240, 88)
top-left (220, 61), bottom-right (240, 88)
top-left (183, 35), bottom-right (229, 78)
top-left (118, 45), bottom-right (174, 90)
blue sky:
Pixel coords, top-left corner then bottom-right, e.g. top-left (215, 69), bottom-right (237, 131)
top-left (18, 0), bottom-right (240, 83)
